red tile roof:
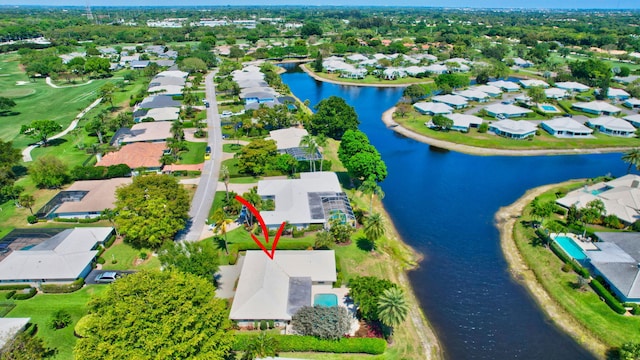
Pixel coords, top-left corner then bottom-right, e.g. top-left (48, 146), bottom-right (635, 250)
top-left (97, 142), bottom-right (165, 169)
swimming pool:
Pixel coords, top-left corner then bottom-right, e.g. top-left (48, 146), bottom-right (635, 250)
top-left (554, 236), bottom-right (586, 261)
top-left (539, 104), bottom-right (561, 113)
top-left (314, 293), bottom-right (338, 307)
top-left (20, 244), bottom-right (36, 250)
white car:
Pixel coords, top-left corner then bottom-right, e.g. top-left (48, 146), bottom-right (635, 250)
top-left (220, 111), bottom-right (233, 118)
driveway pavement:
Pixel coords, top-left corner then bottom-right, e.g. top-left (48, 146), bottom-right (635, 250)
top-left (214, 254), bottom-right (245, 299)
top-left (85, 269), bottom-right (136, 285)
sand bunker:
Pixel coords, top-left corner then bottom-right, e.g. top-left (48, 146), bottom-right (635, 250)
top-left (15, 81), bottom-right (29, 86)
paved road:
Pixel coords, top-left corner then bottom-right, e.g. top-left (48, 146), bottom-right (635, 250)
top-left (178, 71), bottom-right (223, 242)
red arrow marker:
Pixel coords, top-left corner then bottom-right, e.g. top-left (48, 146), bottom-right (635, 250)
top-left (235, 195), bottom-right (285, 260)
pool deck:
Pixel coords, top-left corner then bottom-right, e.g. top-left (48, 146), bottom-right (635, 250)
top-left (552, 232), bottom-right (598, 251)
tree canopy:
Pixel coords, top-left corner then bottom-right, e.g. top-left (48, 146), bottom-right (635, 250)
top-left (0, 140), bottom-right (21, 201)
top-left (29, 155), bottom-right (69, 189)
top-left (158, 240), bottom-right (219, 283)
top-left (0, 97), bottom-right (16, 113)
top-left (338, 130), bottom-right (387, 182)
top-left (349, 276), bottom-right (397, 322)
top-left (74, 270), bottom-right (234, 360)
top-left (115, 174), bottom-right (190, 249)
top-left (236, 139), bottom-right (278, 176)
top-left (309, 96), bottom-right (359, 140)
top-left (291, 305), bottom-right (350, 340)
top-left (19, 120), bottom-right (62, 147)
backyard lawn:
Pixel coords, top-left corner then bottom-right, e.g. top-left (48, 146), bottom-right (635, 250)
top-left (394, 111), bottom-right (640, 150)
top-left (100, 239), bottom-right (160, 271)
top-left (6, 285), bottom-right (108, 360)
top-left (178, 141), bottom-right (207, 165)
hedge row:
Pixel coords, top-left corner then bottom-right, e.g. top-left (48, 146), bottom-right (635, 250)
top-left (233, 334), bottom-right (386, 355)
top-left (41, 278), bottom-right (84, 294)
top-left (0, 284), bottom-right (32, 290)
top-left (104, 235), bottom-right (116, 248)
top-left (13, 287), bottom-right (37, 300)
top-left (233, 241), bottom-right (311, 251)
top-left (590, 278), bottom-right (626, 314)
top-left (53, 217), bottom-right (101, 223)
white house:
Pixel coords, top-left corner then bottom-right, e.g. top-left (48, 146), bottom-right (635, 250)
top-left (556, 174), bottom-right (640, 225)
top-left (432, 94), bottom-right (468, 109)
top-left (346, 54), bottom-right (368, 62)
top-left (229, 250), bottom-right (337, 324)
top-left (512, 57), bottom-right (534, 68)
top-left (473, 85), bottom-right (502, 97)
top-left (484, 104), bottom-right (533, 118)
top-left (607, 88), bottom-right (631, 100)
top-left (519, 79), bottom-right (549, 88)
top-left (257, 172), bottom-right (355, 229)
top-left (572, 101), bottom-right (621, 116)
top-left (0, 318), bottom-right (31, 349)
top-left (587, 116), bottom-right (637, 137)
top-left (489, 119), bottom-right (537, 139)
top-left (423, 64), bottom-right (448, 74)
top-left (488, 80), bottom-right (521, 92)
top-left (555, 81), bottom-right (590, 93)
top-left (623, 114), bottom-right (640, 128)
top-left (623, 98), bottom-right (640, 109)
top-left (541, 118), bottom-right (593, 138)
top-left (0, 227), bottom-right (114, 284)
top-left (443, 113), bottom-right (483, 132)
top-left (455, 89), bottom-right (490, 102)
top-left (544, 88), bottom-right (568, 99)
top-left (413, 102), bottom-right (453, 115)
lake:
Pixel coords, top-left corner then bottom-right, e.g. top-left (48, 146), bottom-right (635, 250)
top-left (280, 64), bottom-right (626, 360)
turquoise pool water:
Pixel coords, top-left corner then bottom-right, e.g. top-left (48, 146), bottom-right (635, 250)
top-left (554, 236), bottom-right (586, 261)
top-left (314, 293), bottom-right (338, 307)
top-left (540, 104), bottom-right (560, 112)
top-left (20, 244), bottom-right (36, 250)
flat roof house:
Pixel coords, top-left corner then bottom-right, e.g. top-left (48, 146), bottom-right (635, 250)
top-left (455, 89), bottom-right (490, 102)
top-left (147, 84), bottom-right (184, 96)
top-left (555, 81), bottom-right (590, 93)
top-left (541, 118), bottom-right (593, 138)
top-left (572, 101), bottom-right (621, 116)
top-left (544, 88), bottom-right (568, 99)
top-left (512, 57), bottom-right (534, 68)
top-left (139, 95), bottom-right (182, 109)
top-left (135, 107), bottom-right (180, 122)
top-left (413, 102), bottom-right (453, 115)
top-left (96, 142), bottom-right (166, 172)
top-left (230, 250), bottom-right (336, 324)
top-left (623, 98), bottom-right (640, 109)
top-left (624, 114), bottom-right (640, 128)
top-left (484, 103), bottom-right (533, 118)
top-left (443, 113), bottom-right (483, 132)
top-left (112, 122), bottom-right (173, 146)
top-left (556, 174), bottom-right (640, 225)
top-left (257, 172), bottom-right (355, 229)
top-left (587, 116), bottom-right (636, 137)
top-left (519, 79), bottom-right (549, 88)
top-left (585, 232), bottom-right (640, 303)
top-left (267, 127), bottom-right (321, 161)
top-left (607, 88), bottom-right (631, 100)
top-left (489, 119), bottom-right (537, 139)
top-left (432, 94), bottom-right (468, 109)
top-left (488, 80), bottom-right (521, 92)
top-left (36, 178), bottom-right (132, 220)
top-left (0, 227), bottom-right (114, 284)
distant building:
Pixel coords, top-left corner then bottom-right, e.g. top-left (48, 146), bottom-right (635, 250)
top-left (413, 102), bottom-right (453, 115)
top-left (432, 94), bottom-right (468, 109)
top-left (484, 104), bottom-right (533, 118)
top-left (489, 119), bottom-right (537, 139)
top-left (572, 101), bottom-right (621, 116)
top-left (541, 118), bottom-right (593, 138)
top-left (267, 127), bottom-right (321, 161)
top-left (586, 116), bottom-right (636, 137)
top-left (442, 113), bottom-right (483, 132)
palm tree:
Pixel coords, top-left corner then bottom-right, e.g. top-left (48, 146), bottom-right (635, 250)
top-left (622, 148), bottom-right (640, 174)
top-left (219, 165), bottom-right (230, 203)
top-left (299, 135), bottom-right (318, 172)
top-left (18, 194), bottom-right (35, 215)
top-left (358, 176), bottom-right (385, 214)
top-left (377, 287), bottom-right (409, 330)
top-left (101, 208), bottom-right (120, 236)
top-left (212, 208), bottom-right (233, 255)
top-left (171, 120), bottom-right (184, 141)
top-left (315, 134), bottom-right (328, 171)
top-left (363, 213), bottom-right (385, 247)
top-left (242, 331), bottom-right (278, 360)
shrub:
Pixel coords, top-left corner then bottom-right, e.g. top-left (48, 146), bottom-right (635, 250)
top-left (292, 229), bottom-right (305, 238)
top-left (42, 278), bottom-right (84, 294)
top-left (260, 320), bottom-right (268, 330)
top-left (27, 215), bottom-right (38, 224)
top-left (50, 309), bottom-right (72, 329)
top-left (5, 290), bottom-right (16, 299)
top-left (553, 206), bottom-right (567, 216)
top-left (268, 320), bottom-right (275, 329)
top-left (603, 214), bottom-right (622, 229)
top-left (478, 122), bottom-right (489, 133)
top-left (292, 306), bottom-right (350, 340)
top-left (590, 278), bottom-right (626, 314)
top-left (139, 252), bottom-right (148, 260)
top-left (111, 259), bottom-right (118, 264)
top-left (233, 335), bottom-right (386, 354)
top-left (0, 284), bottom-right (31, 290)
top-left (74, 314), bottom-right (95, 338)
top-left (561, 263), bottom-right (572, 272)
top-left (13, 287), bottom-right (37, 300)
top-left (104, 235), bottom-right (116, 248)
top-left (228, 248), bottom-right (239, 265)
top-left (96, 257), bottom-right (106, 264)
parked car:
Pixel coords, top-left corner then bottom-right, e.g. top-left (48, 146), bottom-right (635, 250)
top-left (95, 271), bottom-right (120, 283)
top-left (220, 111), bottom-right (233, 118)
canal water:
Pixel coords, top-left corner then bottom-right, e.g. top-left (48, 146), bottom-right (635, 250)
top-left (280, 64), bottom-right (627, 359)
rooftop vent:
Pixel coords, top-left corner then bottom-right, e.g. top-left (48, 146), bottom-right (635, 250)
top-left (631, 180), bottom-right (639, 189)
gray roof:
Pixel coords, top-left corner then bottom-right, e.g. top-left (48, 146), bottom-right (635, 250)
top-left (150, 76), bottom-right (186, 87)
top-left (0, 318), bottom-right (31, 349)
top-left (588, 232), bottom-right (640, 300)
top-left (0, 227), bottom-right (113, 282)
top-left (139, 95), bottom-right (181, 109)
top-left (113, 121), bottom-right (173, 145)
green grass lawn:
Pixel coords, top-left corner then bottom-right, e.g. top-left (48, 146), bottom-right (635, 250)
top-left (222, 158), bottom-right (241, 177)
top-left (223, 143), bottom-right (243, 153)
top-left (0, 54), bottom-right (114, 149)
top-left (394, 110), bottom-right (640, 150)
top-left (514, 184), bottom-right (640, 351)
top-left (178, 141), bottom-right (207, 165)
top-left (100, 241), bottom-right (160, 271)
top-left (6, 285), bottom-right (108, 360)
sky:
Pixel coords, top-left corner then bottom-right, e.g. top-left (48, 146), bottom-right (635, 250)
top-left (0, 0), bottom-right (638, 9)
